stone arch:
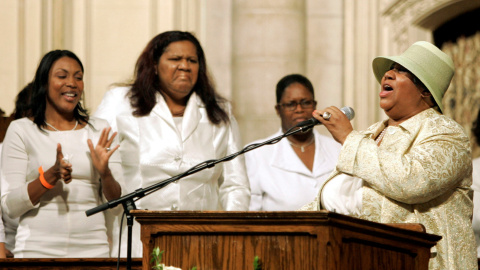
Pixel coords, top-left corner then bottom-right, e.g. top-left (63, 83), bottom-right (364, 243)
top-left (382, 0), bottom-right (480, 156)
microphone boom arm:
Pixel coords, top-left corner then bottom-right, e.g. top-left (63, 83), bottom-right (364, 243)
top-left (85, 106), bottom-right (353, 269)
top-left (85, 124), bottom-right (313, 217)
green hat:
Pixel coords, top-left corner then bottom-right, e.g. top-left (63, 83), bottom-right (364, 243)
top-left (372, 41), bottom-right (454, 113)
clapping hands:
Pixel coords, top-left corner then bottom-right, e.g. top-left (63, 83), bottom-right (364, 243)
top-left (54, 143), bottom-right (73, 184)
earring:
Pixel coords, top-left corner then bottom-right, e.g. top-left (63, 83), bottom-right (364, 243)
top-left (420, 91), bottom-right (431, 98)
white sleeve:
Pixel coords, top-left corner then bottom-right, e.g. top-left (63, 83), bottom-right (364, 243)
top-left (245, 151), bottom-right (263, 211)
top-left (321, 174), bottom-right (363, 216)
top-left (218, 106), bottom-right (251, 211)
top-left (0, 208), bottom-right (4, 243)
top-left (1, 122), bottom-right (37, 219)
top-left (93, 87), bottom-right (130, 132)
top-left (0, 144), bottom-right (4, 243)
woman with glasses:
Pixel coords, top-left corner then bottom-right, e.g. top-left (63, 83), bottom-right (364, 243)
top-left (245, 74), bottom-right (341, 211)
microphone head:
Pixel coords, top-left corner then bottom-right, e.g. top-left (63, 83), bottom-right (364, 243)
top-left (294, 106), bottom-right (355, 129)
top-left (341, 106), bottom-right (355, 120)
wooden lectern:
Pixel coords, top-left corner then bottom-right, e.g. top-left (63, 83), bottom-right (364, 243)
top-left (132, 210), bottom-right (441, 270)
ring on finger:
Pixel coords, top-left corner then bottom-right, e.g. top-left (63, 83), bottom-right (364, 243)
top-left (322, 112), bottom-right (332, 120)
top-left (106, 147), bottom-right (111, 151)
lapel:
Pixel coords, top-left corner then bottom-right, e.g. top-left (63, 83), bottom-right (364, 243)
top-left (334, 109), bottom-right (437, 151)
top-left (271, 140), bottom-right (310, 176)
top-left (149, 92), bottom-right (202, 143)
top-left (270, 129), bottom-right (314, 177)
top-left (365, 121), bottom-right (387, 141)
top-left (151, 92), bottom-right (177, 131)
top-left (181, 93), bottom-right (202, 143)
top-left (379, 108), bottom-right (437, 151)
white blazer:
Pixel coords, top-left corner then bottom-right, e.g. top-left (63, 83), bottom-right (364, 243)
top-left (245, 129), bottom-right (341, 211)
top-left (95, 86), bottom-right (250, 211)
top-left (94, 87), bottom-right (250, 257)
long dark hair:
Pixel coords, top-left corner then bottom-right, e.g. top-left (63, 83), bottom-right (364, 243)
top-left (30, 50), bottom-right (89, 130)
top-left (129, 31), bottom-right (229, 125)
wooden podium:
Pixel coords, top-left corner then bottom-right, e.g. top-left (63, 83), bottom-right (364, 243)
top-left (132, 210), bottom-right (441, 270)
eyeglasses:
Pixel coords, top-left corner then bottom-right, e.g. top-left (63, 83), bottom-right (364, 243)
top-left (277, 100), bottom-right (317, 111)
top-left (388, 63), bottom-right (426, 89)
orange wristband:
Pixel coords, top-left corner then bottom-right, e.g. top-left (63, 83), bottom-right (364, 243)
top-left (38, 166), bottom-right (54, 189)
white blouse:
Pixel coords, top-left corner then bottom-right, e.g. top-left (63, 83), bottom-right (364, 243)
top-left (246, 129), bottom-right (341, 211)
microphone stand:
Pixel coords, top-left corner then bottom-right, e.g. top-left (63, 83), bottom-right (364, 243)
top-left (85, 123), bottom-right (316, 270)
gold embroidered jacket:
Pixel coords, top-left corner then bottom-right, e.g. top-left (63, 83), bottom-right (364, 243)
top-left (303, 108), bottom-right (477, 269)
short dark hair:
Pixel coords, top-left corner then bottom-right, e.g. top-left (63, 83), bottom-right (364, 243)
top-left (129, 31), bottom-right (229, 125)
top-left (412, 74), bottom-right (438, 108)
top-left (30, 50), bottom-right (88, 130)
top-left (276, 74), bottom-right (314, 104)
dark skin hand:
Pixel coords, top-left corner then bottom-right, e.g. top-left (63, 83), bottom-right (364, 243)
top-left (312, 106), bottom-right (353, 145)
top-left (28, 128), bottom-right (121, 205)
top-left (28, 143), bottom-right (73, 205)
top-left (87, 127), bottom-right (121, 201)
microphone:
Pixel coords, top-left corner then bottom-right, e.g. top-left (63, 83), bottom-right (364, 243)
top-left (295, 106), bottom-right (355, 128)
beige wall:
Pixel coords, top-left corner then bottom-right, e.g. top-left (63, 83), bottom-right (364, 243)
top-left (1, 0), bottom-right (477, 145)
top-left (0, 0), bottom-right (213, 114)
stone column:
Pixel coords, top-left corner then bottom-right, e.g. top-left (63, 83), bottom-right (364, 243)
top-left (306, 0), bottom-right (344, 125)
top-left (232, 0), bottom-right (306, 144)
top-left (343, 0), bottom-right (382, 130)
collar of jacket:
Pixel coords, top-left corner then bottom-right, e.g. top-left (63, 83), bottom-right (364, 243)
top-left (365, 108), bottom-right (440, 139)
top-left (151, 92), bottom-right (202, 143)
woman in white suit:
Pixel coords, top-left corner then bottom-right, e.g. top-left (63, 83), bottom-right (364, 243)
top-left (94, 31), bottom-right (250, 257)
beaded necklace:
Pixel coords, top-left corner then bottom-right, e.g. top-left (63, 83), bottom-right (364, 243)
top-left (375, 127), bottom-right (388, 144)
top-left (45, 120), bottom-right (78, 131)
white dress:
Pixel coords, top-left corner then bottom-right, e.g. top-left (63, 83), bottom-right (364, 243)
top-left (0, 117), bottom-right (123, 258)
top-left (94, 87), bottom-right (251, 257)
top-left (245, 129), bottom-right (341, 211)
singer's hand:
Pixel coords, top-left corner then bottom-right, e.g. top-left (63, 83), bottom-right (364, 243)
top-left (313, 106), bottom-right (353, 144)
